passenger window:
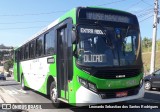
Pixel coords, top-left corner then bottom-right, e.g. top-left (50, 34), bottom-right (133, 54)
top-left (36, 35), bottom-right (44, 56)
top-left (15, 50), bottom-right (18, 62)
top-left (20, 47), bottom-right (24, 60)
top-left (24, 44), bottom-right (29, 59)
top-left (29, 40), bottom-right (36, 58)
top-left (44, 30), bottom-right (55, 55)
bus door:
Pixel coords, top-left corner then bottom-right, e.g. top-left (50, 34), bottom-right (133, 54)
top-left (56, 19), bottom-right (72, 101)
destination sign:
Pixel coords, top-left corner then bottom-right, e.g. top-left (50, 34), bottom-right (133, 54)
top-left (86, 12), bottom-right (130, 23)
top-left (83, 54), bottom-right (106, 63)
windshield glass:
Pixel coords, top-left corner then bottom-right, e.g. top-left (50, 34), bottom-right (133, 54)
top-left (76, 25), bottom-right (140, 67)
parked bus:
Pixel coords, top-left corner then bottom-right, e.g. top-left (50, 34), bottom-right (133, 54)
top-left (14, 7), bottom-right (144, 107)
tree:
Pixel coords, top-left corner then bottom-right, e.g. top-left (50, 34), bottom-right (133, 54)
top-left (142, 37), bottom-right (152, 52)
top-left (4, 58), bottom-right (13, 72)
top-left (142, 37), bottom-right (152, 48)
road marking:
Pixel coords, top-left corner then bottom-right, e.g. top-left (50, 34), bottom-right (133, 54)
top-left (17, 89), bottom-right (28, 94)
top-left (0, 87), bottom-right (23, 103)
top-left (138, 98), bottom-right (160, 103)
top-left (6, 90), bottom-right (18, 95)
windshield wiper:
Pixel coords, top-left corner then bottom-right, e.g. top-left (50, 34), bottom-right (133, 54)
top-left (94, 21), bottom-right (113, 49)
top-left (122, 26), bottom-right (130, 56)
top-left (125, 26), bottom-right (130, 37)
top-left (94, 21), bottom-right (115, 58)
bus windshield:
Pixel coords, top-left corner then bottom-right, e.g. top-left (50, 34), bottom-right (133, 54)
top-left (76, 25), bottom-right (140, 67)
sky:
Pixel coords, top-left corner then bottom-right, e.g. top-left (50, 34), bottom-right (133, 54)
top-left (0, 0), bottom-right (159, 47)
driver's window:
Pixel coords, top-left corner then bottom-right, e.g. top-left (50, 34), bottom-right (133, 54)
top-left (125, 36), bottom-right (132, 52)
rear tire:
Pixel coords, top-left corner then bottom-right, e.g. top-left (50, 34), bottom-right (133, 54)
top-left (21, 75), bottom-right (28, 90)
top-left (50, 82), bottom-right (62, 108)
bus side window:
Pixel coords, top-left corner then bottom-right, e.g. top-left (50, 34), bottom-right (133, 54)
top-left (19, 48), bottom-right (22, 61)
top-left (29, 40), bottom-right (36, 59)
top-left (15, 50), bottom-right (18, 62)
top-left (36, 35), bottom-right (44, 57)
top-left (21, 47), bottom-right (25, 60)
top-left (24, 44), bottom-right (29, 59)
top-left (44, 29), bottom-right (55, 55)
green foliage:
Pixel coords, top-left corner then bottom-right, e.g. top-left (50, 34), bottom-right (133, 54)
top-left (4, 58), bottom-right (13, 72)
top-left (142, 37), bottom-right (152, 52)
top-left (142, 37), bottom-right (160, 73)
top-left (125, 43), bottom-right (132, 52)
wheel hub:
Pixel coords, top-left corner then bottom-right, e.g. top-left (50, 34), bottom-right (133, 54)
top-left (51, 88), bottom-right (57, 103)
top-left (145, 82), bottom-right (150, 90)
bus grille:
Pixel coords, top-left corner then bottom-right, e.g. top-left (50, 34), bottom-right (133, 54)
top-left (98, 85), bottom-right (140, 99)
top-left (93, 69), bottom-right (141, 79)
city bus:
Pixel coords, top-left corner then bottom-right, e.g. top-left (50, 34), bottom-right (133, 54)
top-left (14, 7), bottom-right (144, 107)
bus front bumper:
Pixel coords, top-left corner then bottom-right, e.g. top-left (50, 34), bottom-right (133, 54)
top-left (76, 83), bottom-right (144, 106)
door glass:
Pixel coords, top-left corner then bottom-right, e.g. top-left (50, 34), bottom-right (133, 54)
top-left (57, 27), bottom-right (68, 92)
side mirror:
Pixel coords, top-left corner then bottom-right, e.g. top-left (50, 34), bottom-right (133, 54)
top-left (72, 30), bottom-right (76, 44)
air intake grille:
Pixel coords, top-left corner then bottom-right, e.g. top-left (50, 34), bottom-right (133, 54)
top-left (93, 69), bottom-right (141, 79)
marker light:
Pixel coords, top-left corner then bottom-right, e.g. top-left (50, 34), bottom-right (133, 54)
top-left (78, 77), bottom-right (88, 88)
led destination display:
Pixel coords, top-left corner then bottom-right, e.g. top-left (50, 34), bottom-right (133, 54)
top-left (86, 12), bottom-right (130, 23)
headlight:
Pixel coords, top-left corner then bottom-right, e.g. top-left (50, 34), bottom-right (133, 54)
top-left (78, 77), bottom-right (97, 92)
top-left (78, 77), bottom-right (88, 88)
top-left (88, 82), bottom-right (97, 92)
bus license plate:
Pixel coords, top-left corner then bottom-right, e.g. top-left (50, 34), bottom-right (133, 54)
top-left (116, 91), bottom-right (128, 97)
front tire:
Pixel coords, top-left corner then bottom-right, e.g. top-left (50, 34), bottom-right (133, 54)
top-left (145, 81), bottom-right (152, 90)
top-left (50, 82), bottom-right (62, 108)
top-left (21, 75), bottom-right (27, 90)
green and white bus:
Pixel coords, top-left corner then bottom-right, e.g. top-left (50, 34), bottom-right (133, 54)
top-left (14, 7), bottom-right (144, 107)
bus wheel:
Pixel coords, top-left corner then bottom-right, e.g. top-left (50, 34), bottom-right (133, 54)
top-left (50, 82), bottom-right (61, 108)
top-left (21, 75), bottom-right (27, 90)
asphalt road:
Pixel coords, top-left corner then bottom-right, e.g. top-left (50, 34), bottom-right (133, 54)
top-left (0, 77), bottom-right (160, 112)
